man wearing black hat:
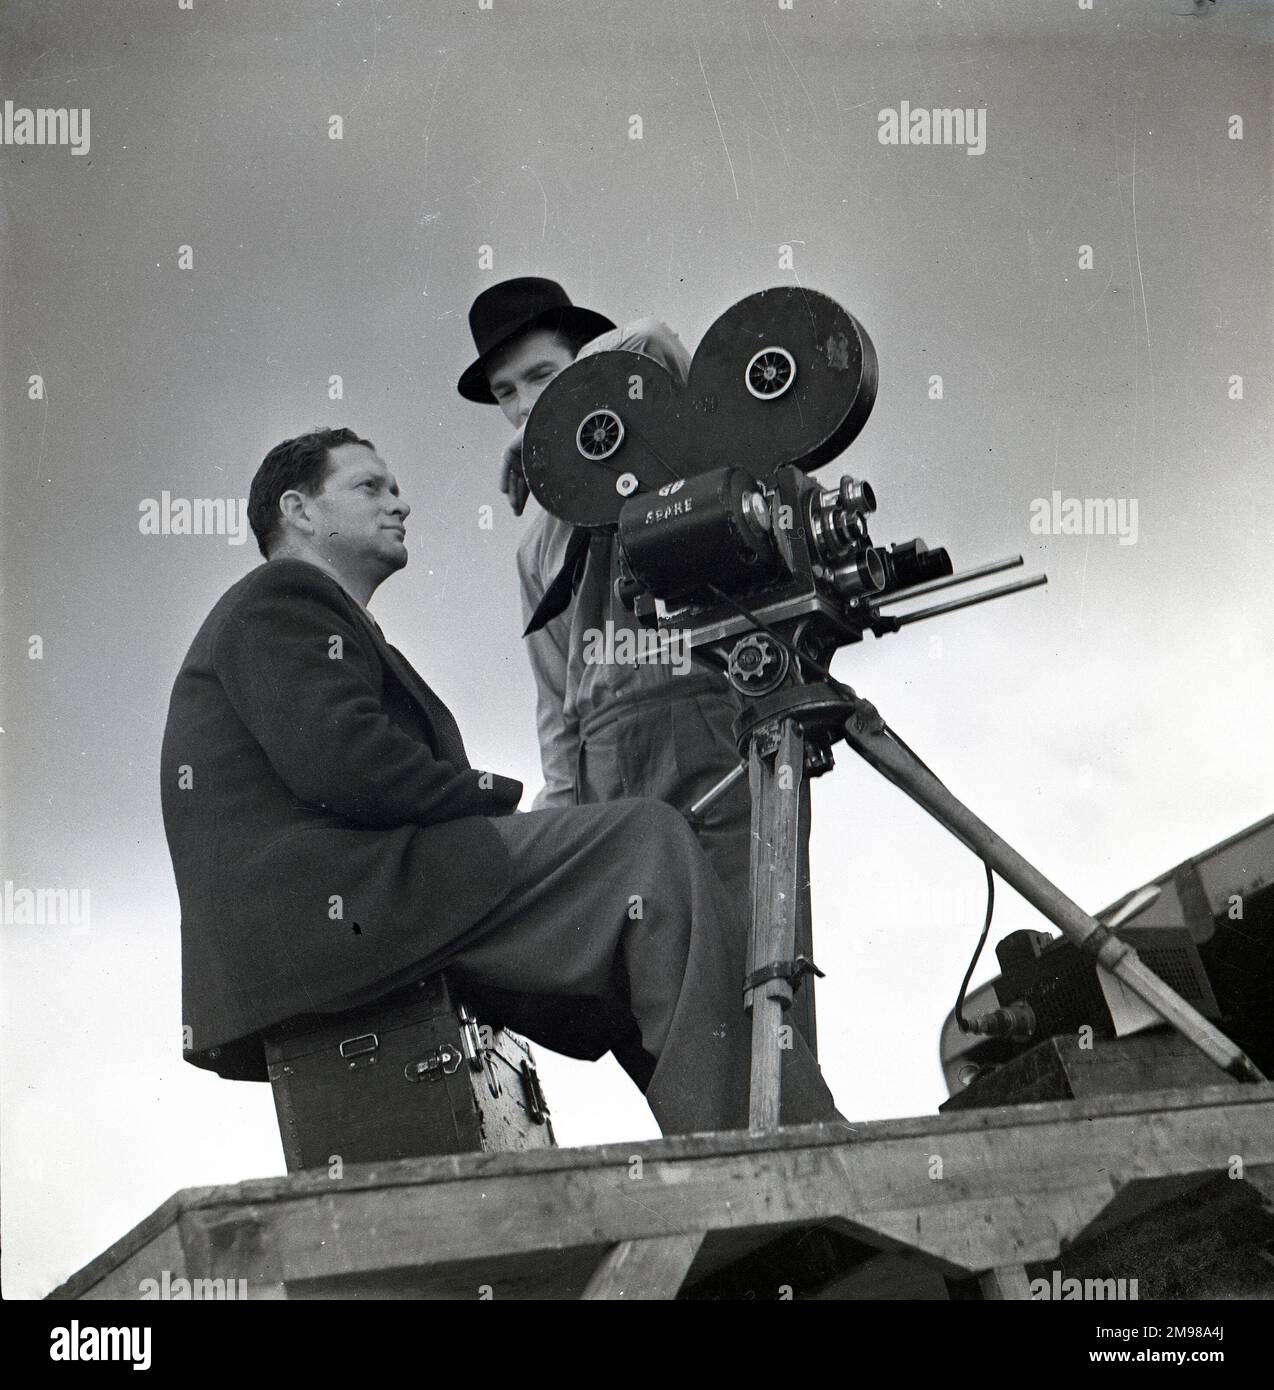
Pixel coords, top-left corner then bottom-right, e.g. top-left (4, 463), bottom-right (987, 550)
top-left (459, 279), bottom-right (752, 916)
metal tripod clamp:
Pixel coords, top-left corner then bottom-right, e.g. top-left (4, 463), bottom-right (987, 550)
top-left (743, 954), bottom-right (826, 1008)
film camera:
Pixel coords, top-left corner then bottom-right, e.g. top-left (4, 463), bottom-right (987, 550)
top-left (523, 286), bottom-right (1040, 694)
top-left (523, 287), bottom-right (1261, 1127)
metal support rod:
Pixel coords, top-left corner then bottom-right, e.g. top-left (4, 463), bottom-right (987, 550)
top-left (839, 695), bottom-right (1265, 1084)
top-left (884, 575), bottom-right (1048, 628)
top-left (873, 554), bottom-right (1026, 607)
top-left (745, 719), bottom-right (806, 1132)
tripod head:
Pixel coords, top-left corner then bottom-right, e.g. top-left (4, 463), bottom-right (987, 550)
top-left (523, 286), bottom-right (1045, 700)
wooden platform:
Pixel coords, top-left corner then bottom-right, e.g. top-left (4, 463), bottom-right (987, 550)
top-left (49, 1083), bottom-right (1274, 1300)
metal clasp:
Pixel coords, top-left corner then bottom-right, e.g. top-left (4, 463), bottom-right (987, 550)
top-left (457, 1004), bottom-right (484, 1071)
top-left (404, 1044), bottom-right (462, 1082)
top-left (458, 1003), bottom-right (502, 1098)
top-left (520, 1057), bottom-right (549, 1124)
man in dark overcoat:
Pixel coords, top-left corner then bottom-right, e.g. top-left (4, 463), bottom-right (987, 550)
top-left (161, 426), bottom-right (841, 1134)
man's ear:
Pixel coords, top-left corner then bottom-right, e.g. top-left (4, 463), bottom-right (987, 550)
top-left (277, 489), bottom-right (315, 537)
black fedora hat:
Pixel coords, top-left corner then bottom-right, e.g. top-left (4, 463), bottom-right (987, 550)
top-left (457, 277), bottom-right (616, 404)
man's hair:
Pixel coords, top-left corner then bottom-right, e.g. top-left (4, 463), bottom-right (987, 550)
top-left (549, 318), bottom-right (603, 358)
top-left (248, 427), bottom-right (373, 559)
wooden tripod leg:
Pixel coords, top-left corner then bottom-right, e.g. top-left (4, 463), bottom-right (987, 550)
top-left (746, 719), bottom-right (805, 1133)
top-left (789, 776), bottom-right (817, 1055)
top-left (840, 698), bottom-right (1263, 1083)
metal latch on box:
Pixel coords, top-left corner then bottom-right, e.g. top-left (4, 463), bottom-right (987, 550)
top-left (520, 1057), bottom-right (550, 1124)
top-left (404, 1044), bottom-right (463, 1082)
top-left (459, 1002), bottom-right (502, 1099)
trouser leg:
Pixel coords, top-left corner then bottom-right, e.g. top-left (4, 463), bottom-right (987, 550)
top-left (577, 691), bottom-right (753, 937)
top-left (441, 799), bottom-right (840, 1136)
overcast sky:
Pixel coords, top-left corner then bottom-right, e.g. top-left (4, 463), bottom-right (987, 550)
top-left (1, 0), bottom-right (1271, 1299)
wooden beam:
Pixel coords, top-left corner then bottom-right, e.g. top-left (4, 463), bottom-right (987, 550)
top-left (47, 1084), bottom-right (1274, 1300)
top-left (165, 1087), bottom-right (1274, 1281)
top-left (581, 1234), bottom-right (705, 1300)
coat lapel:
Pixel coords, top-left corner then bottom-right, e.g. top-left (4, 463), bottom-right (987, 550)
top-left (344, 596), bottom-right (470, 769)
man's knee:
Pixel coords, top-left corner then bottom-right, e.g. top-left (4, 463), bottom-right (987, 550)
top-left (606, 796), bottom-right (680, 824)
top-left (611, 797), bottom-right (704, 863)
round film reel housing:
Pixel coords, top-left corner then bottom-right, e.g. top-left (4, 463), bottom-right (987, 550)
top-left (523, 351), bottom-right (683, 527)
top-left (688, 287), bottom-right (877, 476)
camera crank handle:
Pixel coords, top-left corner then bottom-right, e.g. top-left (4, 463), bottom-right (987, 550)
top-left (685, 762), bottom-right (747, 830)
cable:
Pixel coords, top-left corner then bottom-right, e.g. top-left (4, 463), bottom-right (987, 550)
top-left (955, 862), bottom-right (995, 1033)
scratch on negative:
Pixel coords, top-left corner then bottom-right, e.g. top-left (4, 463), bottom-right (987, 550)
top-left (694, 38), bottom-right (740, 201)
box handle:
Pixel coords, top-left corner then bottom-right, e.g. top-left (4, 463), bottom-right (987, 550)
top-left (338, 1032), bottom-right (380, 1069)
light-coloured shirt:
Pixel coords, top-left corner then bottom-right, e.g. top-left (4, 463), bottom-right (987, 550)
top-left (516, 317), bottom-right (703, 809)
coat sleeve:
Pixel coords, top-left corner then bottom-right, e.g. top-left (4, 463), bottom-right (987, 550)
top-left (212, 568), bottom-right (522, 827)
top-left (576, 316), bottom-right (692, 387)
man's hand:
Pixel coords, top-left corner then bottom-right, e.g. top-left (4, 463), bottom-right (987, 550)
top-left (500, 424), bottom-right (529, 515)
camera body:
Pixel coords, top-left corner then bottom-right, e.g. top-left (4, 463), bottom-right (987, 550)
top-left (616, 462), bottom-right (951, 691)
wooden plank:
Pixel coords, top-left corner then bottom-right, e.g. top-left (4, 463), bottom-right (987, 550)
top-left (48, 1195), bottom-right (188, 1301)
top-left (75, 1222), bottom-right (189, 1302)
top-left (178, 1207), bottom-right (288, 1300)
top-left (581, 1234), bottom-right (705, 1300)
top-left (51, 1085), bottom-right (1274, 1299)
top-left (158, 1091), bottom-right (1274, 1282)
top-left (133, 1082), bottom-right (1274, 1211)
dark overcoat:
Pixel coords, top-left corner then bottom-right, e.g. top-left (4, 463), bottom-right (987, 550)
top-left (160, 558), bottom-right (523, 1080)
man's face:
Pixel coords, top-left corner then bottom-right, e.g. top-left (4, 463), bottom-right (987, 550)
top-left (486, 327), bottom-right (576, 428)
top-left (301, 443), bottom-right (411, 575)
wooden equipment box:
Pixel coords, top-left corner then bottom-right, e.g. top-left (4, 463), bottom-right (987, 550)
top-left (265, 972), bottom-right (555, 1171)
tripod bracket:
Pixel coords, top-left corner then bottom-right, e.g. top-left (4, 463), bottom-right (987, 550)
top-left (743, 954), bottom-right (826, 1007)
top-left (845, 693), bottom-right (886, 738)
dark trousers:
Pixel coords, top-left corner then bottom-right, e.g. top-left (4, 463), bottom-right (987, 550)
top-left (444, 798), bottom-right (841, 1137)
top-left (576, 681), bottom-right (753, 921)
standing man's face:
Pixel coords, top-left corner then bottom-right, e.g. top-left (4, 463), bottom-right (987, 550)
top-left (486, 328), bottom-right (576, 428)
